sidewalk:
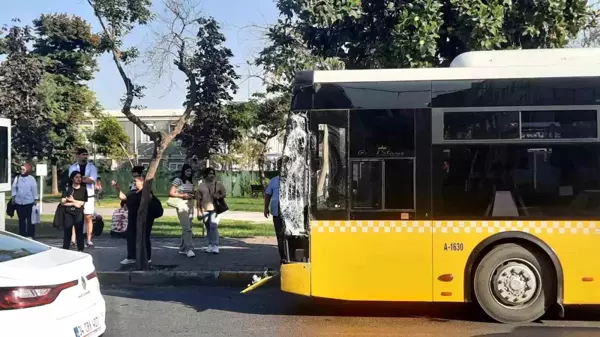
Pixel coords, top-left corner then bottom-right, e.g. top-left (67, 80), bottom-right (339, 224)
top-left (41, 202), bottom-right (269, 223)
top-left (38, 236), bottom-right (281, 287)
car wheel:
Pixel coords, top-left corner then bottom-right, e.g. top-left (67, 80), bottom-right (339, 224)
top-left (473, 243), bottom-right (555, 323)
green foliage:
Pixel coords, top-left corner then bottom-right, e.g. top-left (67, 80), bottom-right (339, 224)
top-left (33, 14), bottom-right (103, 81)
top-left (177, 17), bottom-right (239, 159)
top-left (89, 113), bottom-right (131, 161)
top-left (0, 23), bottom-right (51, 165)
top-left (89, 0), bottom-right (153, 48)
top-left (263, 0), bottom-right (597, 71)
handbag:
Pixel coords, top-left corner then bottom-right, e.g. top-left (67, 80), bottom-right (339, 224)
top-left (166, 197), bottom-right (182, 208)
top-left (6, 175), bottom-right (18, 218)
top-left (213, 181), bottom-right (228, 214)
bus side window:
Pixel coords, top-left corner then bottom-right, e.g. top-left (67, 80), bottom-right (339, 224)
top-left (316, 123), bottom-right (347, 210)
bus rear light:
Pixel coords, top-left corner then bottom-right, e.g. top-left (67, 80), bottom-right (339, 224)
top-left (438, 274), bottom-right (454, 282)
top-left (582, 277), bottom-right (594, 282)
top-left (440, 292), bottom-right (452, 296)
top-left (0, 280), bottom-right (78, 310)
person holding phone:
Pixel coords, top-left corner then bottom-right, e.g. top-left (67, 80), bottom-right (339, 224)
top-left (169, 164), bottom-right (196, 258)
top-left (61, 171), bottom-right (88, 252)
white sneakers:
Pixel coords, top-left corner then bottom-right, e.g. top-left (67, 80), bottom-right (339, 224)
top-left (120, 259), bottom-right (151, 265)
top-left (178, 249), bottom-right (196, 258)
top-left (204, 245), bottom-right (219, 254)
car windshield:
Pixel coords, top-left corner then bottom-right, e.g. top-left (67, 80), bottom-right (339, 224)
top-left (0, 231), bottom-right (50, 263)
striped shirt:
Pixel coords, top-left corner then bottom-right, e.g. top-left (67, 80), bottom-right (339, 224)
top-left (172, 177), bottom-right (194, 195)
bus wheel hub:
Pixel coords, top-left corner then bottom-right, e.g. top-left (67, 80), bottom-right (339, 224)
top-left (492, 262), bottom-right (538, 306)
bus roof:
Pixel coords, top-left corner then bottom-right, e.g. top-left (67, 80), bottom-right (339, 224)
top-left (301, 48), bottom-right (600, 84)
top-left (449, 48), bottom-right (600, 68)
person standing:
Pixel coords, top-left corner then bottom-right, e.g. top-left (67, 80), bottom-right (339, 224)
top-left (11, 163), bottom-right (39, 239)
top-left (264, 158), bottom-right (286, 263)
top-left (196, 167), bottom-right (226, 254)
top-left (113, 176), bottom-right (159, 265)
top-left (68, 148), bottom-right (98, 248)
top-left (61, 171), bottom-right (88, 252)
top-left (169, 164), bottom-right (196, 258)
top-left (129, 165), bottom-right (144, 191)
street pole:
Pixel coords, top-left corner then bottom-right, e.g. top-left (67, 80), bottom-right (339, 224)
top-left (39, 176), bottom-right (43, 214)
top-left (0, 192), bottom-right (5, 231)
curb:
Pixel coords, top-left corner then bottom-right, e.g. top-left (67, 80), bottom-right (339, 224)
top-left (98, 270), bottom-right (280, 288)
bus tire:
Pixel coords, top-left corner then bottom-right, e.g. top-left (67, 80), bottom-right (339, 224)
top-left (473, 243), bottom-right (555, 323)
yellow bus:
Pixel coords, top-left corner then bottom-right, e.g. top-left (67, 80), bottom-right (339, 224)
top-left (276, 48), bottom-right (600, 324)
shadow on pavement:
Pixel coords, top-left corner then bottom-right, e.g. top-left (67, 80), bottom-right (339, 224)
top-left (102, 285), bottom-right (600, 325)
top-left (102, 285), bottom-right (498, 323)
top-left (473, 326), bottom-right (600, 336)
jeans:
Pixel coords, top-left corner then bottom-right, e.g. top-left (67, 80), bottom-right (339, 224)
top-left (176, 199), bottom-right (194, 252)
top-left (273, 216), bottom-right (286, 260)
top-left (202, 211), bottom-right (220, 246)
top-left (63, 209), bottom-right (84, 251)
top-left (127, 217), bottom-right (154, 260)
top-left (15, 203), bottom-right (35, 238)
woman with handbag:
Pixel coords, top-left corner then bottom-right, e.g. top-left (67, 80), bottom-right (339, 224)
top-left (168, 164), bottom-right (196, 258)
top-left (196, 167), bottom-right (227, 254)
top-left (61, 171), bottom-right (88, 251)
top-left (10, 163), bottom-right (39, 238)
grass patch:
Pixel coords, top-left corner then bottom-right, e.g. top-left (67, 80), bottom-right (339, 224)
top-left (42, 194), bottom-right (264, 212)
top-left (5, 215), bottom-right (274, 238)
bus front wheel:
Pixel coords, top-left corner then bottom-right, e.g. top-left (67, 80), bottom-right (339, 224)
top-left (473, 243), bottom-right (555, 323)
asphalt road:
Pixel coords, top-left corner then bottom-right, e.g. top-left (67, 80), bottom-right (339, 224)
top-left (102, 285), bottom-right (600, 337)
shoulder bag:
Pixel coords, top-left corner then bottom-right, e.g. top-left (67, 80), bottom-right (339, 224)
top-left (213, 181), bottom-right (228, 214)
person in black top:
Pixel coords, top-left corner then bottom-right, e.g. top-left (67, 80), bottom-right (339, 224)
top-left (61, 171), bottom-right (88, 251)
top-left (113, 175), bottom-right (162, 265)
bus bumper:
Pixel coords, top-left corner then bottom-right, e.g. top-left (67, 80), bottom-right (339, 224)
top-left (281, 262), bottom-right (311, 296)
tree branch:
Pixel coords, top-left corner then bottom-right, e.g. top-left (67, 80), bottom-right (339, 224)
top-left (86, 0), bottom-right (159, 140)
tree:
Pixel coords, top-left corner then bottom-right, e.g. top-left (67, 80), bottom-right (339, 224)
top-left (266, 0), bottom-right (597, 70)
top-left (87, 0), bottom-right (237, 270)
top-left (0, 22), bottom-right (52, 166)
top-left (227, 96), bottom-right (287, 186)
top-left (89, 113), bottom-right (132, 164)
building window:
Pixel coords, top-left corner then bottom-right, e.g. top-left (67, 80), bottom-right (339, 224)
top-left (168, 123), bottom-right (177, 134)
top-left (142, 163), bottom-right (149, 169)
top-left (141, 124), bottom-right (155, 143)
top-left (169, 163), bottom-right (184, 171)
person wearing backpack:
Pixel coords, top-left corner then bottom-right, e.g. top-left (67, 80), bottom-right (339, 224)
top-left (112, 175), bottom-right (163, 265)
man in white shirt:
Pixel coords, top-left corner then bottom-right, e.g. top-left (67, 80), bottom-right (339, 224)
top-left (264, 158), bottom-right (285, 263)
top-left (68, 148), bottom-right (98, 247)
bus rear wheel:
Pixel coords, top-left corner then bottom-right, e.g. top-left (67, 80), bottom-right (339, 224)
top-left (473, 243), bottom-right (555, 323)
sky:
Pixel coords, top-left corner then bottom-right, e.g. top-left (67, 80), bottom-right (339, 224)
top-left (1, 0), bottom-right (280, 109)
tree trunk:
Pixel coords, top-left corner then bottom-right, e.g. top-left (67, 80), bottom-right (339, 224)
top-left (258, 143), bottom-right (268, 188)
top-left (51, 164), bottom-right (59, 195)
top-left (135, 141), bottom-right (166, 270)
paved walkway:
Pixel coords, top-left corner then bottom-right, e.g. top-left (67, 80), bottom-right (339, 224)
top-left (41, 202), bottom-right (268, 223)
top-left (38, 236), bottom-right (280, 272)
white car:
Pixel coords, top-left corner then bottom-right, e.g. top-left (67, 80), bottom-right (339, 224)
top-left (0, 230), bottom-right (106, 337)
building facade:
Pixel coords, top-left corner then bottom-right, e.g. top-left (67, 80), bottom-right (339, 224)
top-left (82, 109), bottom-right (284, 171)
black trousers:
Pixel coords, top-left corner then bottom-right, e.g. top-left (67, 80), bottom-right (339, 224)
top-left (127, 217), bottom-right (154, 260)
top-left (15, 203), bottom-right (35, 238)
top-left (273, 216), bottom-right (286, 260)
top-left (63, 210), bottom-right (85, 251)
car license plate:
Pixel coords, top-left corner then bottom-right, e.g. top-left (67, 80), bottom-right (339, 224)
top-left (73, 316), bottom-right (101, 337)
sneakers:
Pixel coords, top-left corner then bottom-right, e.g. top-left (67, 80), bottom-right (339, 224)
top-left (204, 245), bottom-right (219, 254)
top-left (120, 258), bottom-right (136, 265)
top-left (86, 240), bottom-right (94, 248)
top-left (178, 249), bottom-right (196, 258)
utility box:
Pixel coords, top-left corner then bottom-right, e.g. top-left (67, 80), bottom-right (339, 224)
top-left (0, 118), bottom-right (11, 231)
